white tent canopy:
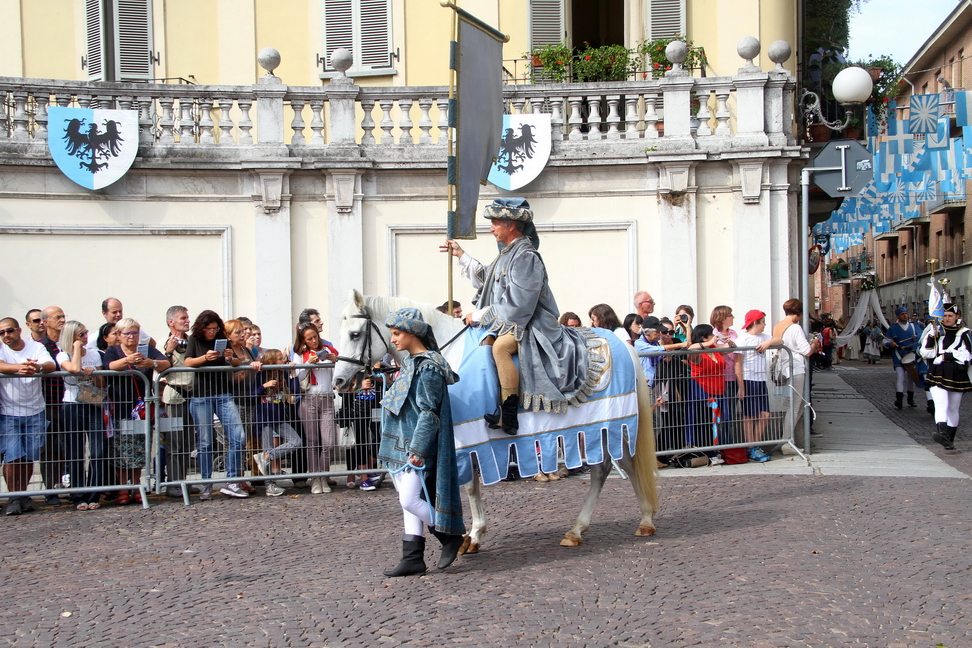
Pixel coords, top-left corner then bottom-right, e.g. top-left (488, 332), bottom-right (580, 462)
top-left (836, 290), bottom-right (891, 347)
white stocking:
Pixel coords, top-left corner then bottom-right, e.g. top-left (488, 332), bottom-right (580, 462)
top-left (391, 468), bottom-right (432, 536)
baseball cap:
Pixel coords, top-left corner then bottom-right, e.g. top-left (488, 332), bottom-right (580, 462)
top-left (743, 309), bottom-right (766, 330)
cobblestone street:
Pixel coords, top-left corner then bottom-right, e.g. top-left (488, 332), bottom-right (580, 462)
top-left (2, 365), bottom-right (971, 647)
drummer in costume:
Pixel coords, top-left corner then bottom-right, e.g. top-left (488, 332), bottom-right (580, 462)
top-left (379, 308), bottom-right (465, 577)
top-left (885, 306), bottom-right (932, 413)
top-left (441, 198), bottom-right (596, 433)
top-left (920, 303), bottom-right (972, 450)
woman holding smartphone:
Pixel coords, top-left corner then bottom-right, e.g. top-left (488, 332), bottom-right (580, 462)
top-left (292, 323), bottom-right (339, 494)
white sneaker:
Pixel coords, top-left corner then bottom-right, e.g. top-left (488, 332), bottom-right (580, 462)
top-left (253, 453), bottom-right (268, 476)
top-left (265, 481), bottom-right (285, 497)
top-left (310, 477), bottom-right (323, 495)
top-left (220, 482), bottom-right (249, 498)
top-left (709, 454), bottom-right (725, 465)
top-left (319, 478), bottom-right (332, 493)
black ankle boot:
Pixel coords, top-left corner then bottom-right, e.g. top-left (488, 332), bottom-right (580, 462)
top-left (383, 534), bottom-right (427, 577)
top-left (907, 392), bottom-right (917, 407)
top-left (430, 527), bottom-right (464, 569)
top-left (484, 394), bottom-right (519, 435)
top-left (932, 422), bottom-right (952, 449)
top-left (894, 392), bottom-right (904, 409)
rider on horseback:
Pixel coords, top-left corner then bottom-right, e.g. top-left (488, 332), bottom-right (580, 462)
top-left (442, 198), bottom-right (597, 434)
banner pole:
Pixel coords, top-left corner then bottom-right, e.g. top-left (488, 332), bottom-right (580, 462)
top-left (445, 0), bottom-right (457, 314)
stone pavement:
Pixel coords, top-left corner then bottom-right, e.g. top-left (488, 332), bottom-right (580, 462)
top-left (2, 369), bottom-right (972, 647)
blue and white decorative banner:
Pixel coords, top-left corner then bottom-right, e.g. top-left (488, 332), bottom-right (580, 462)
top-left (48, 107), bottom-right (138, 190)
top-left (954, 91), bottom-right (972, 127)
top-left (487, 113), bottom-right (551, 191)
top-left (908, 94), bottom-right (941, 134)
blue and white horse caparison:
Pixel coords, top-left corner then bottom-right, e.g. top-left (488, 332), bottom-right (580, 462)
top-left (333, 290), bottom-right (659, 550)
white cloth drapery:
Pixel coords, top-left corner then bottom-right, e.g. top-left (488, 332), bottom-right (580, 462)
top-left (836, 290), bottom-right (891, 347)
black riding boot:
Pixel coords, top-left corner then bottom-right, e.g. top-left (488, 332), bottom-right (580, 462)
top-left (907, 392), bottom-right (917, 407)
top-left (429, 527), bottom-right (464, 569)
top-left (484, 394), bottom-right (519, 435)
top-left (383, 534), bottom-right (427, 577)
top-left (932, 422), bottom-right (953, 450)
top-left (946, 426), bottom-right (958, 450)
top-left (927, 398), bottom-right (935, 415)
top-left (894, 392), bottom-right (904, 409)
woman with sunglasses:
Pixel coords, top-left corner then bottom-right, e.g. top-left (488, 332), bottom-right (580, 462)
top-left (184, 310), bottom-right (248, 500)
top-left (58, 320), bottom-right (108, 510)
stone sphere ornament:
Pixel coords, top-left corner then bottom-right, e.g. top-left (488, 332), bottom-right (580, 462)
top-left (737, 36), bottom-right (761, 67)
top-left (665, 40), bottom-right (688, 64)
top-left (258, 47), bottom-right (281, 75)
top-left (330, 48), bottom-right (354, 74)
top-left (768, 40), bottom-right (792, 70)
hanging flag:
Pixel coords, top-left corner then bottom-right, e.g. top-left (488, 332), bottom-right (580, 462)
top-left (446, 6), bottom-right (508, 240)
top-left (929, 280), bottom-right (944, 319)
top-left (925, 118), bottom-right (950, 151)
top-left (909, 94), bottom-right (941, 134)
top-left (954, 90), bottom-right (972, 127)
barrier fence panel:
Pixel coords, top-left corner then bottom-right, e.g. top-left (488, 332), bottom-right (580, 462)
top-left (636, 345), bottom-right (806, 464)
top-left (154, 364), bottom-right (387, 505)
top-left (0, 369), bottom-right (152, 512)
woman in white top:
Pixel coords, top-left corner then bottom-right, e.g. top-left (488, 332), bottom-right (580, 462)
top-left (57, 321), bottom-right (107, 510)
top-left (292, 323), bottom-right (339, 495)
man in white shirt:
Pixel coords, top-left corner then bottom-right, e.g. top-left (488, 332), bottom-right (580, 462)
top-left (0, 317), bottom-right (55, 516)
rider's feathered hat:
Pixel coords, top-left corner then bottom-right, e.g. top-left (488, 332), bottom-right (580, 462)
top-left (483, 197), bottom-right (540, 250)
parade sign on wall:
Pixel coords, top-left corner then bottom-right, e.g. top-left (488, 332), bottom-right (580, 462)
top-left (487, 113), bottom-right (551, 191)
top-left (48, 106), bottom-right (138, 190)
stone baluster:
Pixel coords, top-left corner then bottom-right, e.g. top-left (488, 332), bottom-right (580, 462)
top-left (643, 90), bottom-right (659, 139)
top-left (714, 86), bottom-right (731, 136)
top-left (530, 96), bottom-right (545, 114)
top-left (309, 97), bottom-right (326, 145)
top-left (217, 98), bottom-right (235, 144)
top-left (56, 94), bottom-right (72, 108)
top-left (11, 91), bottom-right (29, 140)
top-left (360, 98), bottom-right (376, 146)
top-left (567, 96), bottom-right (584, 141)
top-left (0, 92), bottom-right (7, 138)
top-left (178, 97), bottom-right (195, 144)
top-left (695, 88), bottom-right (712, 137)
top-left (605, 94), bottom-right (621, 140)
top-left (511, 96), bottom-right (526, 115)
top-left (549, 96), bottom-right (564, 142)
top-left (660, 41), bottom-right (696, 146)
top-left (137, 96), bottom-right (155, 145)
top-left (435, 98), bottom-right (448, 144)
top-left (289, 98), bottom-right (306, 146)
top-left (378, 99), bottom-right (395, 144)
top-left (77, 95), bottom-right (91, 109)
top-left (586, 94), bottom-right (603, 140)
top-left (417, 97), bottom-right (433, 144)
top-left (398, 98), bottom-right (414, 145)
top-left (623, 94), bottom-right (640, 139)
top-left (34, 93), bottom-right (49, 140)
top-left (198, 97), bottom-right (215, 144)
top-left (237, 97), bottom-right (253, 145)
top-left (158, 96), bottom-right (175, 144)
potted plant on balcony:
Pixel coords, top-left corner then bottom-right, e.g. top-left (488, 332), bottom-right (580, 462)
top-left (842, 115), bottom-right (862, 139)
top-left (524, 43), bottom-right (572, 83)
top-left (572, 43), bottom-right (637, 83)
top-left (637, 35), bottom-right (705, 79)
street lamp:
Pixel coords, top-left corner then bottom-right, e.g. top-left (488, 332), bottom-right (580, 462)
top-left (801, 65), bottom-right (874, 131)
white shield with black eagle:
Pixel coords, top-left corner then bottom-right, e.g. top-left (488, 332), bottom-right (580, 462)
top-left (48, 106), bottom-right (139, 190)
top-left (487, 114), bottom-right (551, 191)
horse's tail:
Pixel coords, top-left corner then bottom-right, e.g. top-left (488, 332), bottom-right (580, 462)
top-left (627, 344), bottom-right (660, 516)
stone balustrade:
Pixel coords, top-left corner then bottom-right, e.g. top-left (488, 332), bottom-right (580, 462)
top-left (0, 40), bottom-right (797, 161)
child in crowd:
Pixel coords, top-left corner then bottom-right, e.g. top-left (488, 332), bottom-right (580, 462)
top-left (336, 371), bottom-right (384, 491)
top-left (252, 349), bottom-right (302, 497)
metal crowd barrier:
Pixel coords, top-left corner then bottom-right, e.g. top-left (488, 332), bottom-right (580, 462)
top-left (636, 345), bottom-right (808, 462)
top-left (153, 364), bottom-right (387, 505)
top-left (0, 370), bottom-right (152, 510)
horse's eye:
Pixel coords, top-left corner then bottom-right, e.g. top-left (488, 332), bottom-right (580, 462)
top-left (350, 332), bottom-right (360, 341)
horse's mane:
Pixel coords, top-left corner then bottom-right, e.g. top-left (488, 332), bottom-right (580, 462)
top-left (359, 294), bottom-right (463, 332)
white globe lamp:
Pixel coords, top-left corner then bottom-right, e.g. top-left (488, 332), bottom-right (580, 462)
top-left (832, 66), bottom-right (873, 106)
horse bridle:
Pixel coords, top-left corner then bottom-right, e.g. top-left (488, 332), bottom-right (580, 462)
top-left (335, 313), bottom-right (390, 373)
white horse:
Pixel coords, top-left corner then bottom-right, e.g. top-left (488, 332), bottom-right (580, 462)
top-left (333, 289), bottom-right (659, 551)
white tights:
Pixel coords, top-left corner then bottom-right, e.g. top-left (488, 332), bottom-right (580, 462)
top-left (894, 366), bottom-right (916, 393)
top-left (391, 467), bottom-right (433, 537)
top-left (930, 386), bottom-right (963, 427)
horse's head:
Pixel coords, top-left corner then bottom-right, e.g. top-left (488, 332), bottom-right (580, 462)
top-left (333, 289), bottom-right (391, 391)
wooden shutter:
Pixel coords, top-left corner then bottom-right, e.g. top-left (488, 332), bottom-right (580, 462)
top-left (113, 0), bottom-right (154, 81)
top-left (648, 0), bottom-right (685, 40)
top-left (85, 0), bottom-right (105, 81)
top-left (322, 0), bottom-right (393, 75)
top-left (530, 0), bottom-right (565, 49)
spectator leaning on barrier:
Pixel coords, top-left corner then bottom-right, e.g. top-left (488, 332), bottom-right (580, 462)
top-left (0, 317), bottom-right (55, 516)
top-left (161, 306), bottom-right (195, 498)
top-left (39, 306), bottom-right (66, 506)
top-left (710, 306), bottom-right (740, 446)
top-left (252, 349), bottom-right (302, 497)
top-left (292, 322), bottom-right (339, 495)
top-left (183, 310), bottom-right (247, 501)
top-left (57, 320), bottom-right (108, 509)
top-left (772, 299), bottom-right (820, 444)
top-left (734, 310), bottom-right (772, 463)
top-left (103, 318), bottom-right (170, 505)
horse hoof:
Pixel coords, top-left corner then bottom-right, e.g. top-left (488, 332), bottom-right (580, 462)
top-left (636, 525), bottom-right (656, 537)
top-left (465, 541), bottom-right (480, 554)
top-left (560, 535), bottom-right (582, 547)
top-left (458, 536), bottom-right (471, 555)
